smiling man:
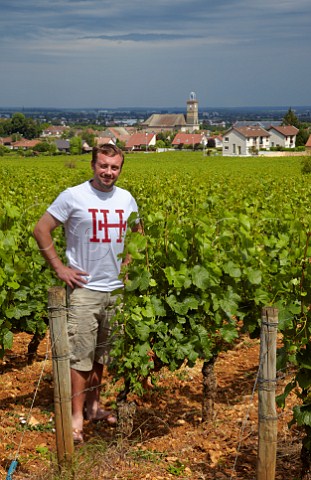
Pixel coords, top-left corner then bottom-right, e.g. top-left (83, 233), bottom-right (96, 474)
top-left (34, 144), bottom-right (139, 444)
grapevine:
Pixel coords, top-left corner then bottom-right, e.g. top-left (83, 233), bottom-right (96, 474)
top-left (1, 153), bottom-right (311, 462)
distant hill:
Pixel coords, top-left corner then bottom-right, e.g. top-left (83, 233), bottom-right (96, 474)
top-left (1, 105), bottom-right (310, 125)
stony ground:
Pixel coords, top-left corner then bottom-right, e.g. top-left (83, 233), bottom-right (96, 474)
top-left (0, 332), bottom-right (303, 479)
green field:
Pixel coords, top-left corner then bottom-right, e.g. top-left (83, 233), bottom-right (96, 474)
top-left (2, 150), bottom-right (311, 440)
top-left (1, 151), bottom-right (310, 352)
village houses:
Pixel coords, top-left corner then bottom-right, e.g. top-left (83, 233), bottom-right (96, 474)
top-left (222, 124), bottom-right (299, 156)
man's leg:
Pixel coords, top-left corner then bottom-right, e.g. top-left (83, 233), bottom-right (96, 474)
top-left (85, 361), bottom-right (103, 419)
top-left (71, 368), bottom-right (89, 432)
top-left (84, 361), bottom-right (117, 425)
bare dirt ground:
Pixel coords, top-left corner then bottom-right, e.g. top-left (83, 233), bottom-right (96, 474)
top-left (0, 332), bottom-right (303, 479)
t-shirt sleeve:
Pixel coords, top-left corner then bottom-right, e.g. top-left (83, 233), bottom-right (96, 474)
top-left (47, 189), bottom-right (73, 224)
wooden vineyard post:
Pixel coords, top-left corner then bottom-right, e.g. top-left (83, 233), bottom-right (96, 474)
top-left (48, 286), bottom-right (74, 467)
top-left (257, 307), bottom-right (278, 480)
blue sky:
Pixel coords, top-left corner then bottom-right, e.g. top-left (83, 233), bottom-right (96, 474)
top-left (0, 0), bottom-right (310, 109)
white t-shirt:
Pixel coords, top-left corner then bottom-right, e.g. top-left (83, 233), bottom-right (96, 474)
top-left (47, 180), bottom-right (139, 292)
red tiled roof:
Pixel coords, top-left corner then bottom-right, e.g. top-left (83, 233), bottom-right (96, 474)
top-left (11, 139), bottom-right (41, 148)
top-left (172, 133), bottom-right (204, 145)
top-left (0, 136), bottom-right (12, 144)
top-left (230, 126), bottom-right (270, 138)
top-left (268, 125), bottom-right (299, 136)
top-left (126, 133), bottom-right (155, 148)
top-left (306, 134), bottom-right (311, 148)
top-left (106, 127), bottom-right (131, 138)
top-left (118, 135), bottom-right (131, 144)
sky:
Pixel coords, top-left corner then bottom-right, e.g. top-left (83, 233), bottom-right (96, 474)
top-left (0, 0), bottom-right (311, 109)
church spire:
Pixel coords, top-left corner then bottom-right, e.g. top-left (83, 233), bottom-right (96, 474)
top-left (186, 91), bottom-right (199, 132)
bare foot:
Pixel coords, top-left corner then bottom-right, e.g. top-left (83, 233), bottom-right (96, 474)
top-left (73, 428), bottom-right (84, 444)
top-left (85, 408), bottom-right (117, 425)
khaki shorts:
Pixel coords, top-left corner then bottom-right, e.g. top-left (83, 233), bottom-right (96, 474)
top-left (67, 287), bottom-right (120, 372)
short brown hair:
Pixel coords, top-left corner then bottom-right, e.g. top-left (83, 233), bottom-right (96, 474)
top-left (92, 143), bottom-right (124, 166)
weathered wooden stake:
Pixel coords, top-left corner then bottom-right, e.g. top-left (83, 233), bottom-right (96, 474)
top-left (257, 307), bottom-right (278, 480)
top-left (48, 286), bottom-right (74, 467)
top-left (202, 356), bottom-right (217, 423)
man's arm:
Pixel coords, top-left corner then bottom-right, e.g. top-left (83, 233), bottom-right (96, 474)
top-left (33, 211), bottom-right (89, 288)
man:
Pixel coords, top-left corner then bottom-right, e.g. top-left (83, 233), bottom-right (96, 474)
top-left (34, 144), bottom-right (139, 444)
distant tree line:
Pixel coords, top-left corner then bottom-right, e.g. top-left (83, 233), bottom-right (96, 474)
top-left (0, 112), bottom-right (44, 140)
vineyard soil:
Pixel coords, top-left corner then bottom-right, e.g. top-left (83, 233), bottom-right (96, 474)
top-left (0, 332), bottom-right (302, 479)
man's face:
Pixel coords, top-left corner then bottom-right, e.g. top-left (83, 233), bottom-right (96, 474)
top-left (91, 153), bottom-right (123, 192)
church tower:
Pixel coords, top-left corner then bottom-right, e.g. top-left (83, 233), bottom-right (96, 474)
top-left (186, 91), bottom-right (199, 132)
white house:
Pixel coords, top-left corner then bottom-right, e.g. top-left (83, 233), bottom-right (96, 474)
top-left (222, 126), bottom-right (270, 156)
top-left (267, 125), bottom-right (299, 149)
top-left (41, 126), bottom-right (69, 137)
